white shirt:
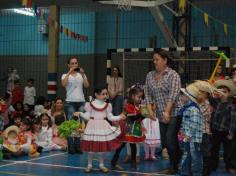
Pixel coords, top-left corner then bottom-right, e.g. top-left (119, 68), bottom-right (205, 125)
top-left (61, 73), bottom-right (85, 102)
top-left (23, 86), bottom-right (36, 105)
top-left (36, 126), bottom-right (53, 147)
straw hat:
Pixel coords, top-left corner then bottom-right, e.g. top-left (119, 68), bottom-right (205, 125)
top-left (213, 79), bottom-right (236, 97)
top-left (3, 125), bottom-right (19, 139)
top-left (192, 80), bottom-right (223, 95)
top-left (180, 84), bottom-right (200, 104)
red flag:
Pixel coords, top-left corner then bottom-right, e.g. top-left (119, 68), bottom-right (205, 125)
top-left (26, 0), bottom-right (32, 8)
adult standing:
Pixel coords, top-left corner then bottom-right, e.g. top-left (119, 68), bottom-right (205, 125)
top-left (108, 66), bottom-right (123, 115)
top-left (7, 68), bottom-right (20, 91)
top-left (61, 56), bottom-right (89, 119)
top-left (145, 49), bottom-right (182, 174)
top-left (212, 64), bottom-right (225, 83)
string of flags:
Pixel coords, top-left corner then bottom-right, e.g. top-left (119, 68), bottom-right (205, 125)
top-left (21, 0), bottom-right (88, 42)
top-left (179, 0), bottom-right (236, 36)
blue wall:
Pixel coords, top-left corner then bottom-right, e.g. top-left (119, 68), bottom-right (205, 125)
top-left (0, 5), bottom-right (236, 55)
top-left (95, 9), bottom-right (172, 53)
top-left (0, 14), bottom-right (48, 55)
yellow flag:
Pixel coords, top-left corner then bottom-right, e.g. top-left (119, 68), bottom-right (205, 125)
top-left (68, 29), bottom-right (71, 37)
top-left (224, 24), bottom-right (228, 35)
top-left (179, 0), bottom-right (186, 13)
top-left (204, 13), bottom-right (209, 26)
top-left (22, 0), bottom-right (27, 6)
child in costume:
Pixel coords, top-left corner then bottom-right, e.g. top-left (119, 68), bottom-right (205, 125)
top-left (74, 85), bottom-right (125, 173)
top-left (123, 86), bottom-right (147, 170)
top-left (179, 83), bottom-right (203, 176)
top-left (210, 80), bottom-right (236, 174)
top-left (142, 103), bottom-right (161, 160)
top-left (35, 113), bottom-right (62, 152)
top-left (18, 118), bottom-right (39, 157)
top-left (3, 125), bottom-right (21, 158)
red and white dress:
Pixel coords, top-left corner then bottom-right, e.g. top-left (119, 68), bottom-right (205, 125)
top-left (142, 117), bottom-right (161, 147)
top-left (80, 99), bottom-right (122, 152)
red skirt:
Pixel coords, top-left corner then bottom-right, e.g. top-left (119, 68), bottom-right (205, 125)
top-left (125, 135), bottom-right (146, 143)
top-left (80, 138), bottom-right (121, 152)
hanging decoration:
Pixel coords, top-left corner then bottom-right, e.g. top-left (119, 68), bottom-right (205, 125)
top-left (21, 0), bottom-right (88, 42)
top-left (224, 24), bottom-right (228, 35)
top-left (204, 13), bottom-right (209, 27)
top-left (186, 0), bottom-right (236, 38)
top-left (179, 0), bottom-right (186, 13)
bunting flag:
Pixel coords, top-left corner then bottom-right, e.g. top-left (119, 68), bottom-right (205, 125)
top-left (22, 0), bottom-right (27, 6)
top-left (63, 27), bottom-right (68, 36)
top-left (204, 13), bottom-right (209, 26)
top-left (224, 24), bottom-right (228, 35)
top-left (186, 0), bottom-right (236, 38)
top-left (179, 0), bottom-right (186, 13)
top-left (26, 0), bottom-right (32, 8)
top-left (19, 1), bottom-right (88, 42)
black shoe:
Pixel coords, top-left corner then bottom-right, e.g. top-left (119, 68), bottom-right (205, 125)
top-left (3, 153), bottom-right (12, 159)
top-left (130, 162), bottom-right (137, 171)
top-left (68, 145), bottom-right (76, 154)
top-left (75, 148), bottom-right (83, 154)
top-left (37, 146), bottom-right (43, 153)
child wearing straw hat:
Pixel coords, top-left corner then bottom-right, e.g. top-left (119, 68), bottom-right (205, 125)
top-left (179, 84), bottom-right (203, 176)
top-left (210, 79), bottom-right (236, 174)
top-left (191, 80), bottom-right (222, 176)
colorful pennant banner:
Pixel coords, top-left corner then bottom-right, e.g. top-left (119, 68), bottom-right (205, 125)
top-left (21, 0), bottom-right (88, 42)
top-left (184, 0), bottom-right (236, 36)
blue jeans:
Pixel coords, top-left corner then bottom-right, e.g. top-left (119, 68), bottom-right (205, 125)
top-left (180, 142), bottom-right (202, 176)
top-left (64, 101), bottom-right (85, 120)
top-left (111, 95), bottom-right (123, 116)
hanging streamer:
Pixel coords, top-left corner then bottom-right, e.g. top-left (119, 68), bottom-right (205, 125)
top-left (179, 0), bottom-right (186, 13)
top-left (204, 13), bottom-right (209, 27)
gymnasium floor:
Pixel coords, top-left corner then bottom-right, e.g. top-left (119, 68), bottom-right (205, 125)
top-left (0, 148), bottom-right (234, 176)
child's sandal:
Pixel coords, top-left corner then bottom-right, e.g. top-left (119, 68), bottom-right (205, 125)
top-left (100, 166), bottom-right (109, 173)
top-left (84, 167), bottom-right (92, 173)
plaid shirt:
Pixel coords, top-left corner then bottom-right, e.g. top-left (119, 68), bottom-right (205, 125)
top-left (181, 101), bottom-right (203, 143)
top-left (211, 99), bottom-right (236, 134)
top-left (145, 67), bottom-right (182, 121)
top-left (200, 100), bottom-right (212, 134)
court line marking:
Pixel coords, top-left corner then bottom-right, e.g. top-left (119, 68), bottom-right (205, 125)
top-left (22, 161), bottom-right (169, 176)
top-left (1, 152), bottom-right (170, 175)
top-left (0, 162), bottom-right (18, 168)
top-left (26, 152), bottom-right (67, 162)
top-left (0, 171), bottom-right (36, 176)
top-left (2, 152), bottom-right (67, 163)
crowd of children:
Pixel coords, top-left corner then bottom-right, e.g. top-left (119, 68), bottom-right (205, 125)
top-left (0, 69), bottom-right (236, 175)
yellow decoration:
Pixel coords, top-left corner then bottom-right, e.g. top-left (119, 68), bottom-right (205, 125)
top-left (22, 0), bottom-right (27, 6)
top-left (224, 24), bottom-right (228, 35)
top-left (204, 13), bottom-right (209, 26)
top-left (209, 58), bottom-right (222, 84)
top-left (179, 0), bottom-right (186, 13)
